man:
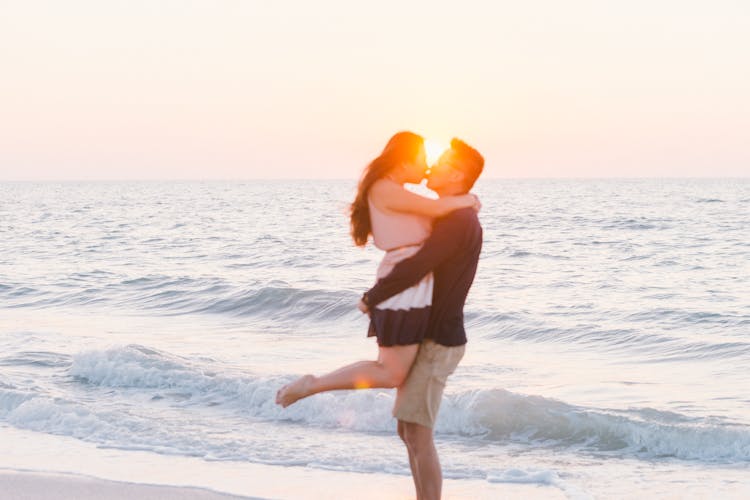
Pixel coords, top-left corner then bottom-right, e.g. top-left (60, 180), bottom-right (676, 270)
top-left (359, 138), bottom-right (484, 500)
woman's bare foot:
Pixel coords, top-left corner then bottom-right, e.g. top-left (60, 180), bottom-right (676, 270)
top-left (276, 374), bottom-right (315, 408)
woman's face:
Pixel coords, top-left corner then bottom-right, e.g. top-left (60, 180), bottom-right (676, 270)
top-left (401, 146), bottom-right (428, 184)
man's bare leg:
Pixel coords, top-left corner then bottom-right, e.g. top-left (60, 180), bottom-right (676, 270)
top-left (276, 344), bottom-right (418, 407)
top-left (398, 420), bottom-right (423, 499)
top-left (403, 421), bottom-right (441, 500)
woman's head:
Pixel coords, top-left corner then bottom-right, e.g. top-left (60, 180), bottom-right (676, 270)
top-left (350, 131), bottom-right (426, 247)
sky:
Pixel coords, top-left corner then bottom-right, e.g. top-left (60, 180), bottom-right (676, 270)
top-left (1, 0), bottom-right (748, 180)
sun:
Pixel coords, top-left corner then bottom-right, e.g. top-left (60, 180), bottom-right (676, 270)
top-left (424, 139), bottom-right (448, 167)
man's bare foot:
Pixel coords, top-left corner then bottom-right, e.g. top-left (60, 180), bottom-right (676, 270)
top-left (276, 374), bottom-right (315, 408)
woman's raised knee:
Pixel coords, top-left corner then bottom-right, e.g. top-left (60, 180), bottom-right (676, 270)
top-left (375, 361), bottom-right (408, 388)
top-left (378, 345), bottom-right (418, 387)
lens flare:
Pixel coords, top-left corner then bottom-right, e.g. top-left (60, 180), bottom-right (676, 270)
top-left (424, 139), bottom-right (448, 167)
top-left (354, 378), bottom-right (371, 390)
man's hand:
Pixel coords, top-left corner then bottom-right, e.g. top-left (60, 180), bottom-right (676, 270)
top-left (357, 298), bottom-right (370, 316)
top-left (471, 194), bottom-right (482, 213)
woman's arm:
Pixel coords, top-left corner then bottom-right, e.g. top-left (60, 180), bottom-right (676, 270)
top-left (370, 179), bottom-right (478, 218)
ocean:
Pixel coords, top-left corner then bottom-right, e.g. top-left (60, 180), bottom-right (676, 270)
top-left (1, 179), bottom-right (748, 499)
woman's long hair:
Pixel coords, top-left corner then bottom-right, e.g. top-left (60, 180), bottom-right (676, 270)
top-left (350, 131), bottom-right (424, 247)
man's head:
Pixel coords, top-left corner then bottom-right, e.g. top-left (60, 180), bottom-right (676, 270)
top-left (426, 138), bottom-right (484, 195)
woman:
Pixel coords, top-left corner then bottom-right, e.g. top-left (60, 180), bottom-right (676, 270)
top-left (276, 131), bottom-right (478, 407)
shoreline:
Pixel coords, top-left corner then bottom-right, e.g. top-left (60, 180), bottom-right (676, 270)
top-left (0, 467), bottom-right (565, 500)
top-left (0, 470), bottom-right (254, 500)
top-left (0, 467), bottom-right (566, 500)
top-left (0, 426), bottom-right (566, 499)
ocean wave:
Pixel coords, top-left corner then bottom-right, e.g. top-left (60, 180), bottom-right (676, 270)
top-left (444, 390), bottom-right (750, 461)
top-left (0, 383), bottom-right (571, 487)
top-left (625, 308), bottom-right (737, 325)
top-left (2, 278), bottom-right (748, 363)
top-left (507, 250), bottom-right (570, 259)
top-left (6, 286), bottom-right (42, 298)
top-left (63, 345), bottom-right (750, 463)
top-left (480, 322), bottom-right (750, 361)
top-left (486, 468), bottom-right (560, 484)
top-left (601, 217), bottom-right (662, 230)
top-left (0, 351), bottom-right (71, 368)
top-left (0, 388), bottom-right (33, 413)
top-left (0, 278), bottom-right (360, 322)
top-left (0, 387), bottom-right (208, 457)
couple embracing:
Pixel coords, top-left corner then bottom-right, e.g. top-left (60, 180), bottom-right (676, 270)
top-left (276, 131), bottom-right (484, 499)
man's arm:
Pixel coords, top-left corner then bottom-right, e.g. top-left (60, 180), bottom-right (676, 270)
top-left (363, 210), bottom-right (470, 308)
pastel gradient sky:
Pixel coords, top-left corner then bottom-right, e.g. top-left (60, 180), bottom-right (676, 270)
top-left (1, 1), bottom-right (748, 180)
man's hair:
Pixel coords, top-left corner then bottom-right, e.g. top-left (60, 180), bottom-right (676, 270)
top-left (451, 138), bottom-right (484, 190)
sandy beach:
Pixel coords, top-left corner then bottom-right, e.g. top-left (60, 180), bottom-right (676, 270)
top-left (0, 426), bottom-right (566, 499)
top-left (0, 471), bottom-right (253, 500)
top-left (0, 469), bottom-right (565, 500)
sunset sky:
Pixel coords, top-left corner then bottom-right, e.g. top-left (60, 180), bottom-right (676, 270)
top-left (1, 1), bottom-right (748, 180)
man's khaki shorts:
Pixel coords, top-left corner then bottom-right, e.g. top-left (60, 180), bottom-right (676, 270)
top-left (392, 339), bottom-right (465, 429)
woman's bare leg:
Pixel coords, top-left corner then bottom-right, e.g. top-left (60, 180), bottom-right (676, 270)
top-left (276, 344), bottom-right (418, 407)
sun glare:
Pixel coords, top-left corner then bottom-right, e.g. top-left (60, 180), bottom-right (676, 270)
top-left (424, 139), bottom-right (448, 167)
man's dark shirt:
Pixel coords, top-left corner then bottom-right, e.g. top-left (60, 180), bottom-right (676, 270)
top-left (365, 207), bottom-right (483, 346)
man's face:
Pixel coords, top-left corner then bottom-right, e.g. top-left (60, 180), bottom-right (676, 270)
top-left (426, 150), bottom-right (464, 192)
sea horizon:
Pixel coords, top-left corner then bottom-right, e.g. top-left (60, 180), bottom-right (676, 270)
top-left (2, 176), bottom-right (750, 183)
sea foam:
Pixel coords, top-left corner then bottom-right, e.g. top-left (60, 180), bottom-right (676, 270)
top-left (61, 345), bottom-right (750, 463)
